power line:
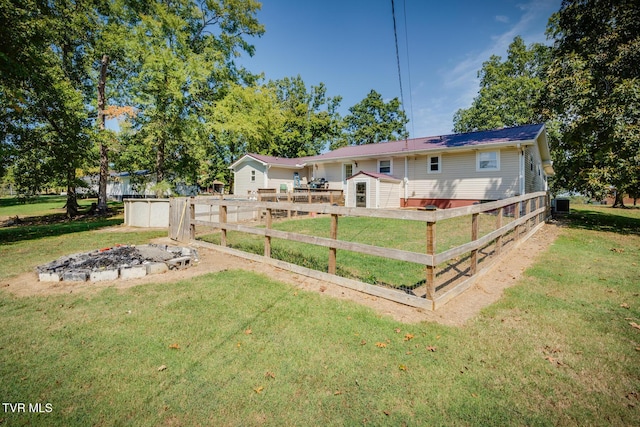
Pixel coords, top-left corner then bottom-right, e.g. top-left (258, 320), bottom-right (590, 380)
top-left (390, 1), bottom-right (405, 118)
top-left (401, 0), bottom-right (415, 137)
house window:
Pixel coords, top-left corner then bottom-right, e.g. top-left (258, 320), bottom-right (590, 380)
top-left (251, 170), bottom-right (256, 182)
top-left (477, 151), bottom-right (500, 171)
top-left (428, 155), bottom-right (441, 173)
top-left (344, 163), bottom-right (353, 179)
top-left (378, 159), bottom-right (391, 174)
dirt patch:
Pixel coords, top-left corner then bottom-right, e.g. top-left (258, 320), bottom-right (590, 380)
top-left (1, 222), bottom-right (563, 326)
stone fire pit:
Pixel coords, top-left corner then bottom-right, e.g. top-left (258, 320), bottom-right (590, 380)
top-left (37, 244), bottom-right (198, 282)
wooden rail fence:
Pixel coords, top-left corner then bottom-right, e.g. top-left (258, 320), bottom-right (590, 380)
top-left (170, 191), bottom-right (551, 310)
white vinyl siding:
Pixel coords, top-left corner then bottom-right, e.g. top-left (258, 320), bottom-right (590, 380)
top-left (524, 146), bottom-right (546, 193)
top-left (407, 149), bottom-right (520, 200)
top-left (378, 180), bottom-right (401, 208)
top-left (233, 159), bottom-right (266, 197)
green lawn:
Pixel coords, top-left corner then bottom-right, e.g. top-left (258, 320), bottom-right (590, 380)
top-left (0, 201), bottom-right (639, 425)
top-left (0, 195), bottom-right (102, 219)
top-left (199, 211), bottom-right (514, 290)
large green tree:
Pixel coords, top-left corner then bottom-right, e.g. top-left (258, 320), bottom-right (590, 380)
top-left (0, 0), bottom-right (105, 216)
top-left (112, 0), bottom-right (264, 189)
top-left (334, 89), bottom-right (408, 148)
top-left (544, 0), bottom-right (640, 206)
top-left (453, 36), bottom-right (552, 133)
top-left (267, 76), bottom-right (343, 157)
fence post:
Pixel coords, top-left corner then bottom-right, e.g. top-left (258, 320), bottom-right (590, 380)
top-left (426, 221), bottom-right (436, 301)
top-left (496, 207), bottom-right (504, 255)
top-left (328, 213), bottom-right (338, 274)
top-left (264, 208), bottom-right (272, 258)
top-left (189, 198), bottom-right (195, 241)
top-left (514, 201), bottom-right (521, 240)
top-left (524, 198), bottom-right (531, 233)
top-left (219, 204), bottom-right (227, 247)
top-left (470, 213), bottom-right (479, 275)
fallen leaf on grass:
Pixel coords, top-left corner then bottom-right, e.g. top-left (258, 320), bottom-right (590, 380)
top-left (545, 356), bottom-right (566, 367)
top-left (426, 346), bottom-right (437, 352)
top-left (253, 386), bottom-right (264, 394)
top-left (333, 390), bottom-right (343, 395)
top-left (168, 343), bottom-right (180, 350)
top-left (375, 342), bottom-right (387, 348)
top-left (404, 333), bottom-right (414, 341)
top-left (630, 322), bottom-right (640, 330)
top-left (610, 247), bottom-right (624, 253)
top-left (360, 340), bottom-right (367, 346)
top-left (158, 365), bottom-right (167, 371)
top-left (244, 328), bottom-right (252, 335)
top-left (394, 328), bottom-right (401, 333)
top-left (621, 303), bottom-right (630, 309)
top-left (265, 371), bottom-right (276, 379)
top-left (398, 364), bottom-right (407, 371)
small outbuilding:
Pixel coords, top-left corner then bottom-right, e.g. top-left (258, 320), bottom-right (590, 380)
top-left (346, 171), bottom-right (402, 209)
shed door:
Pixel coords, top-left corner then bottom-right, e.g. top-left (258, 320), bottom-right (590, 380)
top-left (356, 182), bottom-right (367, 208)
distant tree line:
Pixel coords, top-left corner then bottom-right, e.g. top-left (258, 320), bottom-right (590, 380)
top-left (0, 0), bottom-right (408, 216)
top-left (454, 0), bottom-right (640, 207)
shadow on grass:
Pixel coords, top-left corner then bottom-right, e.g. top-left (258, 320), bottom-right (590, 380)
top-left (0, 216), bottom-right (123, 244)
top-left (566, 208), bottom-right (640, 235)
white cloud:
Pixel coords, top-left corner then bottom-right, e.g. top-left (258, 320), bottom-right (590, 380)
top-left (495, 15), bottom-right (510, 23)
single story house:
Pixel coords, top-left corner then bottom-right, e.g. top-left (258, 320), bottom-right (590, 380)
top-left (230, 123), bottom-right (554, 209)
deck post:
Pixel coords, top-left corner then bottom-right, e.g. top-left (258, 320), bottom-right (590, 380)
top-left (219, 204), bottom-right (228, 247)
top-left (264, 208), bottom-right (272, 258)
top-left (496, 207), bottom-right (504, 255)
top-left (514, 201), bottom-right (521, 240)
top-left (425, 221), bottom-right (436, 301)
top-left (470, 213), bottom-right (479, 275)
top-left (328, 213), bottom-right (338, 274)
top-left (189, 198), bottom-right (195, 241)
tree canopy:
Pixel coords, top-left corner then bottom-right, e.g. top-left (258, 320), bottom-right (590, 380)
top-left (1, 0), bottom-right (105, 215)
top-left (544, 0), bottom-right (640, 206)
top-left (453, 36), bottom-right (551, 133)
top-left (334, 89), bottom-right (408, 148)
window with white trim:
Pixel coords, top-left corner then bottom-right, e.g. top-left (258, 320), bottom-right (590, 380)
top-left (251, 170), bottom-right (256, 182)
top-left (378, 159), bottom-right (391, 174)
top-left (428, 155), bottom-right (441, 173)
top-left (476, 151), bottom-right (500, 171)
top-left (344, 163), bottom-right (353, 179)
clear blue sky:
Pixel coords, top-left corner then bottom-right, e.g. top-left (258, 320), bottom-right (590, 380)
top-left (237, 0), bottom-right (561, 138)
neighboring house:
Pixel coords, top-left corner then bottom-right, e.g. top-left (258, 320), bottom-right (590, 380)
top-left (230, 123), bottom-right (554, 209)
top-left (83, 171), bottom-right (199, 201)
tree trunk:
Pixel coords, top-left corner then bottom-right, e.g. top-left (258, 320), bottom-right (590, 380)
top-left (156, 138), bottom-right (165, 184)
top-left (612, 190), bottom-right (626, 208)
top-left (97, 54), bottom-right (109, 213)
top-left (66, 167), bottom-right (79, 218)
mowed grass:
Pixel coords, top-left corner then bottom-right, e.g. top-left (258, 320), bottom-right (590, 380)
top-left (0, 201), bottom-right (639, 425)
top-left (200, 212), bottom-right (510, 288)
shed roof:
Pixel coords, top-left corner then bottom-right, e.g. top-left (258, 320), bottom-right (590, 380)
top-left (347, 171), bottom-right (402, 182)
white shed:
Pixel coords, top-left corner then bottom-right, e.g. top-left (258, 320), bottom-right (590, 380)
top-left (346, 171), bottom-right (402, 209)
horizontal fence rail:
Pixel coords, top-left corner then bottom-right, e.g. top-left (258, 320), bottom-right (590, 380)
top-left (170, 191), bottom-right (551, 310)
